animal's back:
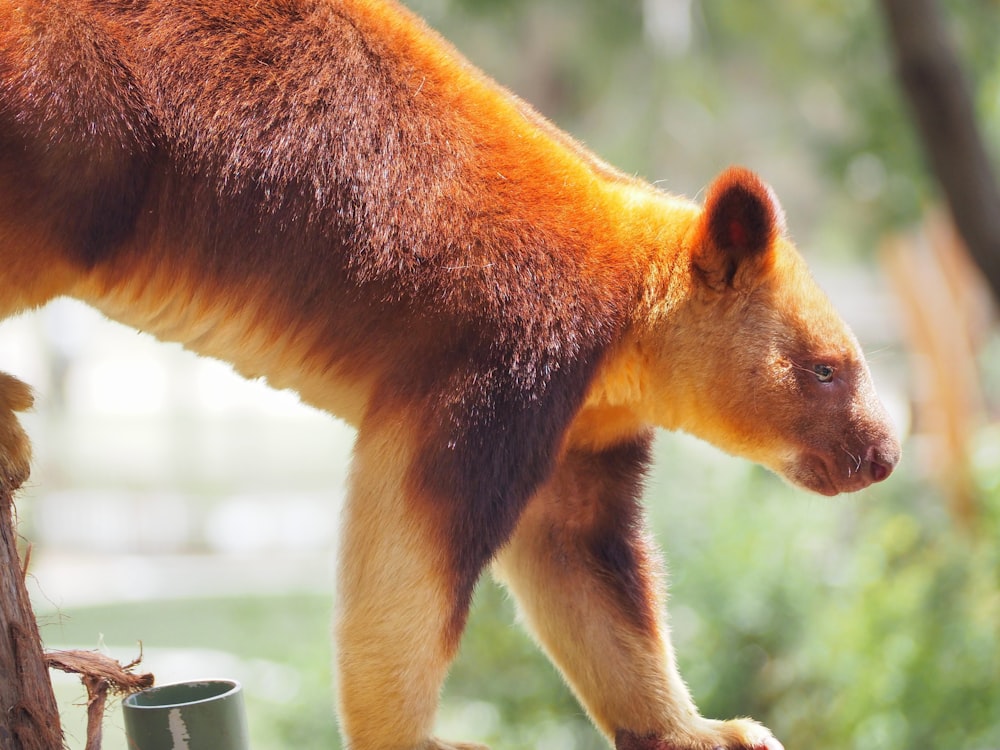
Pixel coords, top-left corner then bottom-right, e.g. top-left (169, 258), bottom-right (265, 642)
top-left (0, 0), bottom-right (647, 423)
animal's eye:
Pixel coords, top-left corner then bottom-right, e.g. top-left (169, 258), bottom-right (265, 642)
top-left (814, 364), bottom-right (835, 383)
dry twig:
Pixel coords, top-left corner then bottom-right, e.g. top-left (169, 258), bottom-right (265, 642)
top-left (46, 649), bottom-right (155, 750)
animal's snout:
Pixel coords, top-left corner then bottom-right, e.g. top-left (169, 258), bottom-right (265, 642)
top-left (866, 441), bottom-right (900, 485)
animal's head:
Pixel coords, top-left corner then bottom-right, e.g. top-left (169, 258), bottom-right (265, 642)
top-left (642, 166), bottom-right (900, 495)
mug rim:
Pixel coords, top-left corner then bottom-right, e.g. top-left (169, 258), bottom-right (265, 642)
top-left (122, 679), bottom-right (242, 711)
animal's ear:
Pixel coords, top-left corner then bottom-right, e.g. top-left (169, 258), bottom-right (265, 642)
top-left (694, 166), bottom-right (785, 289)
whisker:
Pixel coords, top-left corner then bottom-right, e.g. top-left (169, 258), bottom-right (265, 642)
top-left (840, 446), bottom-right (862, 476)
top-left (863, 345), bottom-right (895, 361)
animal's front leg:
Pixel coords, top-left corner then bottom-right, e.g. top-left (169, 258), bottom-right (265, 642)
top-left (493, 438), bottom-right (783, 750)
top-left (0, 373), bottom-right (33, 491)
top-left (334, 417), bottom-right (493, 750)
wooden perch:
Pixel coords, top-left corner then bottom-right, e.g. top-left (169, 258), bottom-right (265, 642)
top-left (46, 650), bottom-right (155, 750)
top-left (0, 377), bottom-right (63, 750)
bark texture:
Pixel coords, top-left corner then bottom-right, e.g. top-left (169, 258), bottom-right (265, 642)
top-left (0, 484), bottom-right (63, 749)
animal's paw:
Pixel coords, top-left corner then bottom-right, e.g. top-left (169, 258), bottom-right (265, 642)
top-left (0, 372), bottom-right (34, 491)
top-left (616, 717), bottom-right (784, 750)
top-left (423, 739), bottom-right (491, 750)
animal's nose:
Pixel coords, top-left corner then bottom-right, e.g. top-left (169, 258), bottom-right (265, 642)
top-left (866, 442), bottom-right (900, 484)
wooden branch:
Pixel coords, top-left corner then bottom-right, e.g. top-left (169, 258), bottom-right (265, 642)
top-left (879, 0), bottom-right (1000, 302)
top-left (0, 376), bottom-right (64, 749)
top-left (46, 650), bottom-right (154, 750)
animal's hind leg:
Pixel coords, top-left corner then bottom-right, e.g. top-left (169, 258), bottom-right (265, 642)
top-left (334, 415), bottom-right (493, 750)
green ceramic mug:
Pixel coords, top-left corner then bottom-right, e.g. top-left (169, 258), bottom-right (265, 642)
top-left (122, 679), bottom-right (249, 750)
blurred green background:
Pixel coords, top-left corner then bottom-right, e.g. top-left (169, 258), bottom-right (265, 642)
top-left (7, 1), bottom-right (1000, 748)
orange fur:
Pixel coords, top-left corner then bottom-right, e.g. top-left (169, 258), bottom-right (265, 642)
top-left (0, 2), bottom-right (900, 749)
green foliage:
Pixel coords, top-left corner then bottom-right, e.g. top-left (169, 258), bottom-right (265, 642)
top-left (445, 582), bottom-right (607, 749)
top-left (785, 478), bottom-right (1000, 749)
top-left (643, 433), bottom-right (999, 750)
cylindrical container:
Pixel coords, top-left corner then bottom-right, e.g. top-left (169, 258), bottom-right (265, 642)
top-left (122, 679), bottom-right (249, 750)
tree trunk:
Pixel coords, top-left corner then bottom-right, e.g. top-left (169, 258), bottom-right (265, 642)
top-left (879, 0), bottom-right (1000, 302)
top-left (0, 429), bottom-right (63, 748)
